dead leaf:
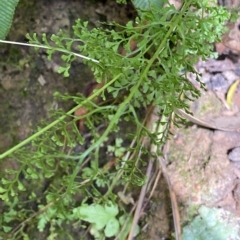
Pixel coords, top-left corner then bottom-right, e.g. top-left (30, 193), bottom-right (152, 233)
top-left (74, 82), bottom-right (104, 132)
top-left (117, 191), bottom-right (134, 205)
top-left (226, 79), bottom-right (240, 109)
top-left (74, 106), bottom-right (88, 132)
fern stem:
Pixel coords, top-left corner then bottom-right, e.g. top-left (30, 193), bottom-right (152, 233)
top-left (0, 73), bottom-right (122, 159)
top-left (0, 40), bottom-right (99, 63)
top-left (70, 0), bottom-right (194, 196)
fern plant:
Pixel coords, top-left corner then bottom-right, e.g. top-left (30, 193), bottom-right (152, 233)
top-left (0, 0), bottom-right (19, 39)
top-left (0, 0), bottom-right (231, 239)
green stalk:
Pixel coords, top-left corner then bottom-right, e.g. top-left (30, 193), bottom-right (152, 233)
top-left (0, 73), bottom-right (123, 159)
top-left (68, 0), bottom-right (194, 194)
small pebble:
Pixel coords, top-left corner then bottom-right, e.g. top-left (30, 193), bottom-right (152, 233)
top-left (228, 147), bottom-right (240, 162)
top-left (37, 75), bottom-right (47, 86)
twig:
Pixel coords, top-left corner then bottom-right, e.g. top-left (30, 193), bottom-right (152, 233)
top-left (157, 155), bottom-right (181, 240)
top-left (7, 175), bottom-right (93, 239)
top-left (127, 157), bottom-right (154, 240)
top-left (175, 108), bottom-right (239, 132)
top-left (139, 167), bottom-right (162, 216)
top-left (145, 167), bottom-right (162, 203)
top-left (148, 106), bottom-right (181, 239)
top-left (114, 202), bottom-right (137, 240)
top-left (7, 197), bottom-right (61, 239)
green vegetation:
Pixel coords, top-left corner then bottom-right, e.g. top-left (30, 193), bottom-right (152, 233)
top-left (182, 206), bottom-right (240, 240)
top-left (0, 0), bottom-right (232, 239)
top-left (0, 0), bottom-right (19, 39)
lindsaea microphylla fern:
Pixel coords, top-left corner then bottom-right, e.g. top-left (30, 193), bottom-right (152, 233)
top-left (0, 0), bottom-right (231, 239)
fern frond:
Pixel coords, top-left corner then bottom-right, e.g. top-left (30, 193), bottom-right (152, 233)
top-left (0, 0), bottom-right (19, 39)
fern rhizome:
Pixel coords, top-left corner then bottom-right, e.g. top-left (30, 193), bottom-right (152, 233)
top-left (0, 0), bottom-right (230, 239)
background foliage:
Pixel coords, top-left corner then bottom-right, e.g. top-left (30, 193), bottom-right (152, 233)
top-left (0, 0), bottom-right (19, 39)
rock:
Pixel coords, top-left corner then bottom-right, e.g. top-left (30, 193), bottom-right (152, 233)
top-left (228, 147), bottom-right (240, 162)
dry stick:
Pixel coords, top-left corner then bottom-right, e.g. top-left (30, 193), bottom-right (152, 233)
top-left (105, 106), bottom-right (155, 198)
top-left (8, 158), bottom-right (93, 239)
top-left (150, 107), bottom-right (181, 240)
top-left (114, 202), bottom-right (137, 240)
top-left (138, 166), bottom-right (162, 218)
top-left (138, 167), bottom-right (161, 234)
top-left (145, 167), bottom-right (162, 204)
top-left (158, 155), bottom-right (181, 240)
top-left (175, 108), bottom-right (239, 132)
top-left (7, 198), bottom-right (60, 238)
top-left (127, 106), bottom-right (158, 240)
top-left (127, 157), bottom-right (154, 240)
top-left (128, 106), bottom-right (182, 240)
top-left (7, 178), bottom-right (94, 239)
top-left (155, 105), bottom-right (228, 239)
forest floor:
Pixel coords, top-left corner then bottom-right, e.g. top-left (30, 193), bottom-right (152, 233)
top-left (1, 0), bottom-right (240, 239)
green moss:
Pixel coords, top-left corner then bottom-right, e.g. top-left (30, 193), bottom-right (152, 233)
top-left (182, 206), bottom-right (240, 240)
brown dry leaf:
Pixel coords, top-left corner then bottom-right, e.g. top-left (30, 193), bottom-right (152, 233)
top-left (74, 106), bottom-right (88, 132)
top-left (74, 82), bottom-right (104, 132)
